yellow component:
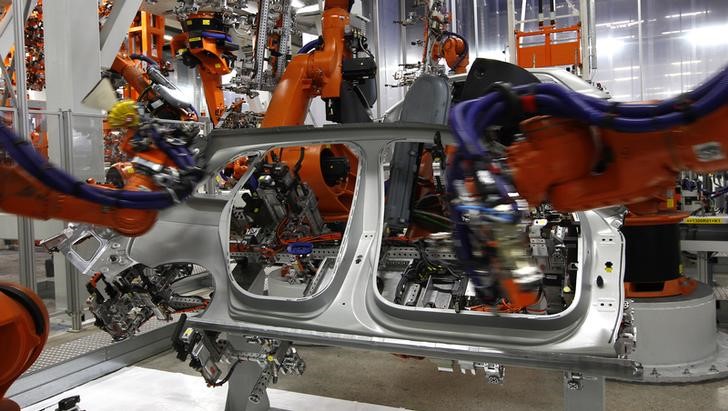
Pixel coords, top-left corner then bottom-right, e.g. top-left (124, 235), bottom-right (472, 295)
top-left (666, 198), bottom-right (674, 208)
top-left (605, 267), bottom-right (613, 273)
top-left (267, 355), bottom-right (274, 362)
top-left (189, 37), bottom-right (201, 42)
top-left (563, 286), bottom-right (572, 293)
top-left (186, 19), bottom-right (192, 25)
top-left (215, 63), bottom-right (221, 68)
top-left (679, 263), bottom-right (684, 274)
top-left (107, 100), bottom-right (141, 128)
top-left (202, 19), bottom-right (210, 25)
top-left (684, 217), bottom-right (724, 224)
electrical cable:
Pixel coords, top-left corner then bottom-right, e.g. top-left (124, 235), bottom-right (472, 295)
top-left (446, 64), bottom-right (728, 308)
top-left (201, 31), bottom-right (233, 42)
top-left (0, 123), bottom-right (201, 209)
top-left (298, 37), bottom-right (322, 54)
top-left (129, 53), bottom-right (159, 67)
top-left (206, 359), bottom-right (241, 387)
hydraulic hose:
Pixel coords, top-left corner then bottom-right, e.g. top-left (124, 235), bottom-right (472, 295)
top-left (446, 64), bottom-right (728, 294)
top-left (298, 37), bottom-right (323, 54)
top-left (450, 64), bottom-right (728, 158)
top-left (201, 31), bottom-right (233, 42)
top-left (0, 125), bottom-right (200, 209)
top-left (129, 53), bottom-right (159, 67)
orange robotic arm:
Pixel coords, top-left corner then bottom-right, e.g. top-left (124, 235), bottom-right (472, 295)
top-left (432, 34), bottom-right (469, 75)
top-left (0, 283), bottom-right (48, 411)
top-left (0, 99), bottom-right (203, 237)
top-left (261, 0), bottom-right (351, 127)
top-left (171, 13), bottom-right (235, 125)
top-left (507, 106), bottom-right (728, 219)
top-left (111, 53), bottom-right (151, 98)
top-left (0, 165), bottom-right (157, 236)
top-left (111, 53), bottom-right (198, 122)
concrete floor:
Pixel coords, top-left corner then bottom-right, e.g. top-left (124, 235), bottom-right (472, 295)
top-left (136, 346), bottom-right (728, 411)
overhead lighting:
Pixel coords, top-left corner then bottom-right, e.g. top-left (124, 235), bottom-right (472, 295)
top-left (665, 10), bottom-right (709, 19)
top-left (596, 19), bottom-right (643, 29)
top-left (671, 60), bottom-right (701, 65)
top-left (164, 34), bottom-right (173, 41)
top-left (665, 72), bottom-right (703, 77)
top-left (684, 25), bottom-right (728, 47)
top-left (291, 0), bottom-right (305, 8)
top-left (613, 76), bottom-right (638, 82)
top-left (597, 37), bottom-right (625, 57)
top-left (596, 19), bottom-right (631, 28)
top-left (612, 66), bottom-right (640, 71)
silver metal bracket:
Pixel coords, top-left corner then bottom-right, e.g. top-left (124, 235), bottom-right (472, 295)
top-left (480, 363), bottom-right (506, 384)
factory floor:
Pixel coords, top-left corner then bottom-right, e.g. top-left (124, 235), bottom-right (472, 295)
top-left (135, 345), bottom-right (728, 411)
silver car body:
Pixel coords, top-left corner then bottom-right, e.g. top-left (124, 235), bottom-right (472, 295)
top-left (111, 123), bottom-right (639, 378)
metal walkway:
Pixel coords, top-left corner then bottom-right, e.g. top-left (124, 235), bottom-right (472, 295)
top-left (25, 317), bottom-right (171, 375)
top-left (10, 317), bottom-right (177, 407)
top-left (715, 286), bottom-right (728, 301)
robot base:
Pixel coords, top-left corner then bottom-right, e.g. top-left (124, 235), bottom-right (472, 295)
top-left (615, 282), bottom-right (728, 383)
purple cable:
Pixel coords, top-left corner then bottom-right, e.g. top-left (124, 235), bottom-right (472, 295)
top-left (299, 38), bottom-right (322, 54)
top-left (202, 31), bottom-right (233, 42)
top-left (450, 64), bottom-right (728, 157)
top-left (0, 125), bottom-right (198, 209)
top-left (446, 64), bottom-right (728, 283)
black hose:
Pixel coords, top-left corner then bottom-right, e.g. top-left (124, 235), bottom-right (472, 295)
top-left (129, 53), bottom-right (159, 67)
top-left (293, 147), bottom-right (305, 175)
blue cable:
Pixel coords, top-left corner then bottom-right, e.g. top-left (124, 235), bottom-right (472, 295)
top-left (298, 38), bottom-right (322, 54)
top-left (446, 64), bottom-right (728, 277)
top-left (0, 125), bottom-right (200, 209)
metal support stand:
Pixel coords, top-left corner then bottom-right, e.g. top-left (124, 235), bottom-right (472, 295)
top-left (563, 373), bottom-right (605, 411)
top-left (506, 0), bottom-right (516, 63)
top-left (12, 0), bottom-right (36, 291)
top-left (224, 361), bottom-right (270, 411)
top-left (696, 251), bottom-right (713, 285)
top-left (59, 109), bottom-right (83, 332)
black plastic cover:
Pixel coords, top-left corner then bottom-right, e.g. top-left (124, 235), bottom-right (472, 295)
top-left (622, 223), bottom-right (681, 284)
top-left (453, 58), bottom-right (539, 103)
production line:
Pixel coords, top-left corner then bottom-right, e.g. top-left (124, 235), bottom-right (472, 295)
top-left (2, 1), bottom-right (728, 410)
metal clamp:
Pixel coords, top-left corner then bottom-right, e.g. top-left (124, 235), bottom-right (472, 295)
top-left (564, 371), bottom-right (583, 390)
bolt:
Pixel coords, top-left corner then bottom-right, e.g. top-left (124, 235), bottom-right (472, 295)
top-left (650, 368), bottom-right (660, 377)
top-left (709, 365), bottom-right (719, 373)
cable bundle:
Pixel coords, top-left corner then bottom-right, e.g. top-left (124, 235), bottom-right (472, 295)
top-left (446, 64), bottom-right (728, 299)
top-left (0, 123), bottom-right (202, 210)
